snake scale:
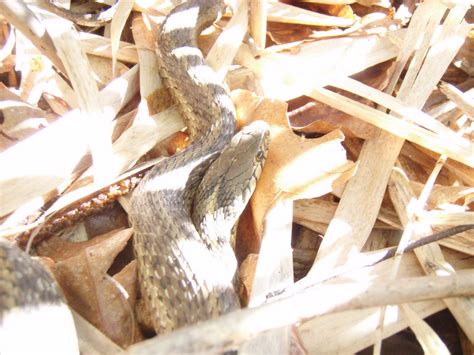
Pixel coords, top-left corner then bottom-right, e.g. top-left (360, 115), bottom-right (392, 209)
top-left (0, 0), bottom-right (269, 341)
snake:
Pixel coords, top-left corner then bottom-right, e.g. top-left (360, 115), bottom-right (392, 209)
top-left (0, 0), bottom-right (269, 342)
top-left (128, 0), bottom-right (269, 334)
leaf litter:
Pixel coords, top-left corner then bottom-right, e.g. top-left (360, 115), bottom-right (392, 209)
top-left (0, 0), bottom-right (472, 353)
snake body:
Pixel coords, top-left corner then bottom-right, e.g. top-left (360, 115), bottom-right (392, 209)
top-left (129, 0), bottom-right (269, 333)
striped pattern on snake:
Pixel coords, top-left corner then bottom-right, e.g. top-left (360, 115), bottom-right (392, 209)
top-left (0, 240), bottom-right (78, 353)
top-left (129, 0), bottom-right (269, 334)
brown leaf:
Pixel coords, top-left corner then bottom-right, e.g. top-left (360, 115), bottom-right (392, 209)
top-left (238, 253), bottom-right (259, 307)
top-left (233, 90), bottom-right (356, 237)
top-left (288, 98), bottom-right (378, 139)
top-left (288, 61), bottom-right (394, 140)
top-left (37, 228), bottom-right (140, 348)
top-left (0, 83), bottom-right (56, 150)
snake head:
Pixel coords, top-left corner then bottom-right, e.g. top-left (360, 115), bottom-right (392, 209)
top-left (192, 120), bottom-right (270, 241)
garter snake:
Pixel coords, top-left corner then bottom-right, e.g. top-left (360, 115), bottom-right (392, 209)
top-left (128, 0), bottom-right (269, 333)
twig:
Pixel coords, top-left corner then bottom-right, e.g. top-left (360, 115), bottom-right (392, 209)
top-left (127, 270), bottom-right (474, 354)
top-left (270, 224), bottom-right (474, 300)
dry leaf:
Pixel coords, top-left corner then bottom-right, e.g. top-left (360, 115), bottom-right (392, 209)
top-left (238, 253), bottom-right (259, 306)
top-left (267, 2), bottom-right (354, 27)
top-left (288, 61), bottom-right (393, 139)
top-left (37, 228), bottom-right (140, 348)
top-left (0, 82), bottom-right (55, 147)
top-left (111, 0), bottom-right (134, 75)
top-left (409, 182), bottom-right (474, 210)
top-left (233, 89), bottom-right (356, 236)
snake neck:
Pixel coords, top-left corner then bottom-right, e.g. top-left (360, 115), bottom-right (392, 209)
top-left (157, 0), bottom-right (235, 152)
top-left (159, 0), bottom-right (226, 49)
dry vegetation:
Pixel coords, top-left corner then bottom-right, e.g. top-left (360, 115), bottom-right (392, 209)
top-left (0, 0), bottom-right (473, 354)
